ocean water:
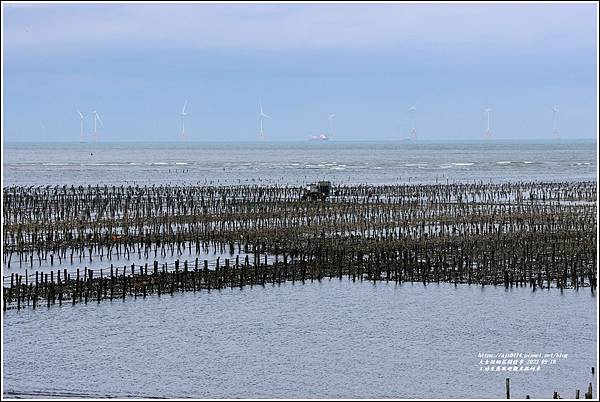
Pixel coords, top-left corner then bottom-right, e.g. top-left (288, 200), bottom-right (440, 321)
top-left (3, 281), bottom-right (596, 399)
top-left (2, 140), bottom-right (597, 186)
top-left (2, 140), bottom-right (598, 399)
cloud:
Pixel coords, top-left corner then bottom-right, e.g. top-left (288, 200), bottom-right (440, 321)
top-left (3, 3), bottom-right (596, 54)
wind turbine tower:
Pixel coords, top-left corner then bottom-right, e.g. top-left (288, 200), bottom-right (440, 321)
top-left (484, 108), bottom-right (492, 138)
top-left (258, 101), bottom-right (272, 140)
top-left (409, 106), bottom-right (417, 140)
top-left (77, 110), bottom-right (85, 142)
top-left (552, 106), bottom-right (560, 139)
top-left (181, 101), bottom-right (188, 140)
top-left (91, 110), bottom-right (104, 141)
top-left (328, 114), bottom-right (335, 138)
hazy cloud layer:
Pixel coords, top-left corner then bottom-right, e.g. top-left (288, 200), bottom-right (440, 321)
top-left (4, 3), bottom-right (594, 52)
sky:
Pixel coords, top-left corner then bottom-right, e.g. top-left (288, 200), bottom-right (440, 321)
top-left (2, 2), bottom-right (598, 142)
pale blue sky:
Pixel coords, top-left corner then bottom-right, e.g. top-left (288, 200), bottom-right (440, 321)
top-left (2, 2), bottom-right (598, 141)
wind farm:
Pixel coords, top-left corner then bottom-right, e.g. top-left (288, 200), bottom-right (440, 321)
top-left (69, 102), bottom-right (574, 143)
top-left (76, 109), bottom-right (104, 142)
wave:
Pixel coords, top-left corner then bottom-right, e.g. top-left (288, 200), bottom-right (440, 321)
top-left (85, 163), bottom-right (126, 166)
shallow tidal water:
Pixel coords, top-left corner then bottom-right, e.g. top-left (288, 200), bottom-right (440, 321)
top-left (3, 140), bottom-right (597, 398)
top-left (3, 140), bottom-right (596, 187)
top-left (3, 280), bottom-right (596, 399)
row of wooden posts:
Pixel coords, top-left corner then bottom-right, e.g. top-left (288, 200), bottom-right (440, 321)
top-left (505, 371), bottom-right (595, 399)
top-left (3, 181), bottom-right (597, 311)
top-left (3, 246), bottom-right (597, 311)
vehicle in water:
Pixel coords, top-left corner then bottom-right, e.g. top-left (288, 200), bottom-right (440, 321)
top-left (301, 181), bottom-right (332, 201)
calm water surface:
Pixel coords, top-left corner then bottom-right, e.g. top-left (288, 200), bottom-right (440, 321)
top-left (3, 281), bottom-right (596, 399)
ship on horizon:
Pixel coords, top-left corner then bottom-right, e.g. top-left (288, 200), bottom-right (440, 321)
top-left (308, 133), bottom-right (329, 141)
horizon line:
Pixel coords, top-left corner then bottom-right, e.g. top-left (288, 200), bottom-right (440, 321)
top-left (3, 138), bottom-right (598, 144)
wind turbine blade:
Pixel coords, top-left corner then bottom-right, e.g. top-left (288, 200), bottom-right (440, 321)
top-left (182, 101), bottom-right (188, 114)
top-left (259, 101), bottom-right (263, 115)
top-left (96, 113), bottom-right (104, 128)
top-left (77, 110), bottom-right (83, 119)
top-left (262, 113), bottom-right (272, 119)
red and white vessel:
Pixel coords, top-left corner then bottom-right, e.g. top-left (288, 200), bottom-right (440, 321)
top-left (308, 133), bottom-right (329, 141)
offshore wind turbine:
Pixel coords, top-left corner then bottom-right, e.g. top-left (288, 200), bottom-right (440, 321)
top-left (552, 106), bottom-right (560, 139)
top-left (409, 106), bottom-right (417, 140)
top-left (258, 101), bottom-right (271, 140)
top-left (77, 110), bottom-right (85, 142)
top-left (91, 110), bottom-right (104, 141)
top-left (181, 101), bottom-right (188, 140)
top-left (484, 108), bottom-right (493, 138)
top-left (328, 113), bottom-right (335, 138)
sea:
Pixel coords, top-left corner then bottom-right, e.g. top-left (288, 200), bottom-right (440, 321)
top-left (2, 140), bottom-right (598, 399)
top-left (2, 140), bottom-right (597, 187)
